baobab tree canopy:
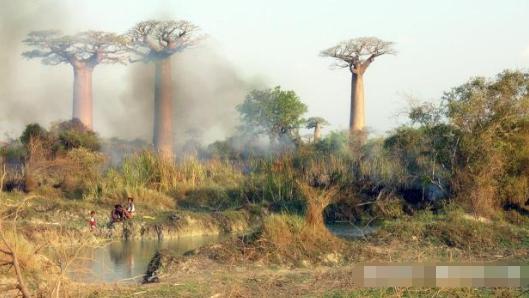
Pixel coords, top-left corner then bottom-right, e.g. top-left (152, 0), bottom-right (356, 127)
top-left (320, 37), bottom-right (395, 73)
top-left (22, 30), bottom-right (128, 67)
top-left (128, 20), bottom-right (201, 61)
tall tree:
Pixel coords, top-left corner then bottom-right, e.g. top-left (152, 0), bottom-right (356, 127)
top-left (237, 86), bottom-right (307, 145)
top-left (22, 31), bottom-right (128, 130)
top-left (306, 117), bottom-right (329, 142)
top-left (321, 37), bottom-right (395, 133)
top-left (128, 20), bottom-right (201, 158)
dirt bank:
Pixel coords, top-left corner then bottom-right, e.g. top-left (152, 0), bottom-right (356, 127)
top-left (109, 210), bottom-right (255, 240)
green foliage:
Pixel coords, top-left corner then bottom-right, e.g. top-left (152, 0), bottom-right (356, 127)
top-left (242, 168), bottom-right (304, 213)
top-left (237, 86), bottom-right (308, 143)
top-left (359, 138), bottom-right (407, 187)
top-left (443, 70), bottom-right (529, 213)
top-left (118, 150), bottom-right (163, 189)
top-left (371, 70), bottom-right (529, 215)
top-left (20, 123), bottom-right (48, 145)
top-left (0, 141), bottom-right (25, 163)
top-left (383, 124), bottom-right (458, 190)
top-left (16, 120), bottom-right (101, 158)
top-left (314, 131), bottom-right (350, 156)
top-left (51, 119), bottom-right (101, 152)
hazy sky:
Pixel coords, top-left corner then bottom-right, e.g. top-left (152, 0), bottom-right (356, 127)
top-left (1, 0), bottom-right (529, 140)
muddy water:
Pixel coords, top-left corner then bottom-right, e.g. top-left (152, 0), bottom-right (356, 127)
top-left (68, 235), bottom-right (224, 283)
top-left (326, 222), bottom-right (378, 238)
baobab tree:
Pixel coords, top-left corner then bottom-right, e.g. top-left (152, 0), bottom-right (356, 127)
top-left (128, 20), bottom-right (201, 158)
top-left (321, 37), bottom-right (395, 133)
top-left (306, 117), bottom-right (329, 142)
top-left (22, 31), bottom-right (128, 130)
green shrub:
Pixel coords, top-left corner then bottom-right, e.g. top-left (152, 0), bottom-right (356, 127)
top-left (20, 123), bottom-right (48, 145)
top-left (0, 141), bottom-right (26, 163)
top-left (51, 119), bottom-right (101, 153)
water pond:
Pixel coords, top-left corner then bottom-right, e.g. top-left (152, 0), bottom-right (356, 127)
top-left (68, 223), bottom-right (377, 283)
top-left (67, 235), bottom-right (223, 283)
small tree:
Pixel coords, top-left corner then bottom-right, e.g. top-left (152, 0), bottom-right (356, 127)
top-left (128, 20), bottom-right (201, 158)
top-left (23, 31), bottom-right (128, 130)
top-left (20, 124), bottom-right (48, 146)
top-left (237, 86), bottom-right (308, 146)
top-left (306, 117), bottom-right (329, 142)
top-left (321, 37), bottom-right (395, 133)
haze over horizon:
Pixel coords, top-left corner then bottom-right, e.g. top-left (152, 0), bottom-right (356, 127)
top-left (1, 0), bottom-right (528, 143)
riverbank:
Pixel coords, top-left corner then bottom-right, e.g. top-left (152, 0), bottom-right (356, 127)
top-left (1, 192), bottom-right (256, 241)
top-left (70, 206), bottom-right (529, 297)
top-left (52, 205), bottom-right (521, 296)
top-left (3, 192), bottom-right (529, 297)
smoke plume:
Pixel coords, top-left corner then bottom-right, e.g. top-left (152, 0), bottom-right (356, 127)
top-left (0, 2), bottom-right (262, 152)
top-left (0, 1), bottom-right (70, 138)
top-left (100, 40), bottom-right (257, 149)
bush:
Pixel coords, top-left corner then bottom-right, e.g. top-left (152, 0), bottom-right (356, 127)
top-left (55, 120), bottom-right (101, 152)
top-left (0, 141), bottom-right (25, 164)
top-left (314, 130), bottom-right (350, 156)
top-left (20, 123), bottom-right (48, 146)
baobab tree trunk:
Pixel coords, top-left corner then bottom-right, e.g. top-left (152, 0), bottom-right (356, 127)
top-left (350, 72), bottom-right (365, 132)
top-left (72, 65), bottom-right (94, 130)
top-left (314, 123), bottom-right (321, 142)
top-left (153, 58), bottom-right (174, 159)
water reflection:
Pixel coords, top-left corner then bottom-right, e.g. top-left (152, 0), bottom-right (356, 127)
top-left (69, 235), bottom-right (222, 283)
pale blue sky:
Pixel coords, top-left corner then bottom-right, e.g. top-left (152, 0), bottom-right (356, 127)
top-left (2, 0), bottom-right (529, 139)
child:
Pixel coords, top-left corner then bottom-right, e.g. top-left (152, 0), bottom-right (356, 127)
top-left (89, 210), bottom-right (97, 231)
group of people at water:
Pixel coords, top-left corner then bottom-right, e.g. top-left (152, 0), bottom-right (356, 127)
top-left (89, 197), bottom-right (136, 231)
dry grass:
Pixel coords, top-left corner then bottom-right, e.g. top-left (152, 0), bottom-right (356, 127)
top-left (105, 186), bottom-right (175, 209)
top-left (184, 183), bottom-right (345, 266)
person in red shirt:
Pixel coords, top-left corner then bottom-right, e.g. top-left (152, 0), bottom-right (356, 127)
top-left (89, 210), bottom-right (97, 232)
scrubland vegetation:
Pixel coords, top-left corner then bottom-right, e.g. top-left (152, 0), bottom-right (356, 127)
top-left (2, 70), bottom-right (529, 297)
